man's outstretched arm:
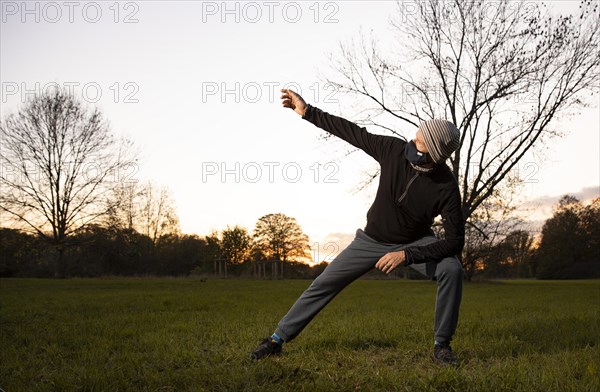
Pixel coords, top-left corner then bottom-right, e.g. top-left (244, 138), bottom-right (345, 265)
top-left (280, 88), bottom-right (398, 162)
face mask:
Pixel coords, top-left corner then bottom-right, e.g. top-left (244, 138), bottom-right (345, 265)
top-left (405, 140), bottom-right (432, 166)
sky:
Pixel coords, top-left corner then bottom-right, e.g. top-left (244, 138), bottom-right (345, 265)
top-left (1, 0), bottom-right (598, 263)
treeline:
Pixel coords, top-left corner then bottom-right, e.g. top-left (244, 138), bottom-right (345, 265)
top-left (0, 223), bottom-right (327, 279)
top-left (477, 196), bottom-right (600, 280)
top-left (1, 196), bottom-right (598, 280)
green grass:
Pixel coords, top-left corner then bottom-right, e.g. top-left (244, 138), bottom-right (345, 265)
top-left (1, 278), bottom-right (599, 391)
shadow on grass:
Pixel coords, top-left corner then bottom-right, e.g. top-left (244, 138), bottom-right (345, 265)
top-left (512, 316), bottom-right (596, 349)
top-left (463, 315), bottom-right (597, 362)
top-left (313, 337), bottom-right (398, 351)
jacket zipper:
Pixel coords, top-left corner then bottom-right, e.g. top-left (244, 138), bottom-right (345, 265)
top-left (397, 172), bottom-right (419, 205)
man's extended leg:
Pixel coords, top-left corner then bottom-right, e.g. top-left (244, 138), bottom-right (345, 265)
top-left (273, 228), bottom-right (401, 343)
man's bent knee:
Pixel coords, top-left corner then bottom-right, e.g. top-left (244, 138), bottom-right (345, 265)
top-left (438, 257), bottom-right (464, 281)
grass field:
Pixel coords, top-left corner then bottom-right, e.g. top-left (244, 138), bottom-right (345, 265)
top-left (1, 278), bottom-right (599, 391)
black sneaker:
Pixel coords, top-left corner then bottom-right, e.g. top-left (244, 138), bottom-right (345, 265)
top-left (432, 342), bottom-right (458, 366)
top-left (250, 337), bottom-right (282, 360)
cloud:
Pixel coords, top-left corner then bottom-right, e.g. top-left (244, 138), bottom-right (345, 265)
top-left (517, 185), bottom-right (599, 223)
top-left (311, 231), bottom-right (356, 263)
top-left (574, 186), bottom-right (600, 201)
top-left (523, 185), bottom-right (599, 208)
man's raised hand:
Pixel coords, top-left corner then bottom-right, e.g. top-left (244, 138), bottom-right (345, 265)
top-left (280, 88), bottom-right (307, 117)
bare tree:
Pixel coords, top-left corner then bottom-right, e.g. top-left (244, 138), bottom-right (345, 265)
top-left (0, 87), bottom-right (136, 277)
top-left (461, 196), bottom-right (523, 280)
top-left (319, 0), bottom-right (599, 270)
top-left (107, 181), bottom-right (179, 245)
top-left (502, 230), bottom-right (535, 278)
top-left (253, 213), bottom-right (311, 279)
top-left (137, 182), bottom-right (179, 245)
top-left (105, 181), bottom-right (139, 232)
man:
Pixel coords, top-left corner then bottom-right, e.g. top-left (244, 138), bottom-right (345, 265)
top-left (251, 88), bottom-right (465, 366)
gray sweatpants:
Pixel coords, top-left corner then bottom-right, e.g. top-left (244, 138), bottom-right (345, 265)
top-left (274, 228), bottom-right (463, 344)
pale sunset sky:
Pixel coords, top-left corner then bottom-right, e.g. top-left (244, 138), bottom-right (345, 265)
top-left (1, 1), bottom-right (598, 262)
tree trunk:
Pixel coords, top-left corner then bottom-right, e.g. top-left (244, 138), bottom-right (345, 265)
top-left (54, 245), bottom-right (66, 278)
top-left (465, 262), bottom-right (474, 282)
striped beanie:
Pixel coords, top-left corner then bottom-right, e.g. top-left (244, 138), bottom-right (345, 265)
top-left (419, 119), bottom-right (460, 163)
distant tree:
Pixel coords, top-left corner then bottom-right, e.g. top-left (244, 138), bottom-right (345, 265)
top-left (104, 181), bottom-right (179, 274)
top-left (65, 223), bottom-right (151, 276)
top-left (204, 230), bottom-right (225, 277)
top-left (105, 181), bottom-right (138, 232)
top-left (578, 197), bottom-right (600, 264)
top-left (221, 225), bottom-right (252, 267)
top-left (310, 261), bottom-right (329, 279)
top-left (177, 234), bottom-right (212, 276)
top-left (461, 195), bottom-right (520, 280)
top-left (152, 233), bottom-right (204, 276)
top-left (0, 87), bottom-right (136, 277)
top-left (249, 246), bottom-right (268, 279)
top-left (253, 213), bottom-right (311, 279)
top-left (137, 182), bottom-right (179, 245)
top-left (107, 181), bottom-right (179, 245)
top-left (68, 224), bottom-right (116, 276)
top-left (485, 229), bottom-right (535, 278)
top-left (535, 195), bottom-right (599, 279)
top-left (503, 230), bottom-right (535, 278)
top-left (0, 228), bottom-right (49, 277)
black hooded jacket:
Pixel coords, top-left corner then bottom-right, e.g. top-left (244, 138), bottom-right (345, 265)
top-left (302, 104), bottom-right (465, 264)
